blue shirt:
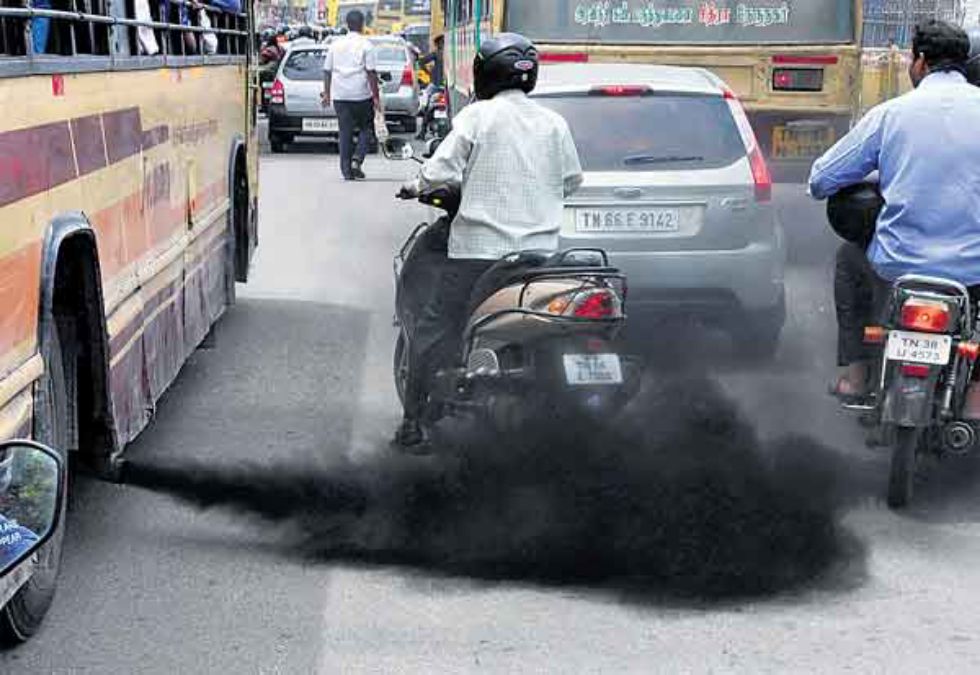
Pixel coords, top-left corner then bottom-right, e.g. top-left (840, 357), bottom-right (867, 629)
top-left (809, 71), bottom-right (980, 285)
top-left (0, 515), bottom-right (38, 569)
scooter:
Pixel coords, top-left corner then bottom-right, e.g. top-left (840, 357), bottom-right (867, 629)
top-left (383, 138), bottom-right (641, 432)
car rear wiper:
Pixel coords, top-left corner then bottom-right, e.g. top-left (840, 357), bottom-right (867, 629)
top-left (622, 154), bottom-right (704, 166)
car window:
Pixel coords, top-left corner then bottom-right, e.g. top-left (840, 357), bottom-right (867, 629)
top-left (535, 94), bottom-right (746, 172)
top-left (283, 50), bottom-right (327, 81)
top-left (373, 46), bottom-right (407, 64)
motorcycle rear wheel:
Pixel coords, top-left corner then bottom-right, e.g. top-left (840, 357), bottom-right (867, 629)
top-left (393, 330), bottom-right (408, 406)
top-left (887, 427), bottom-right (920, 509)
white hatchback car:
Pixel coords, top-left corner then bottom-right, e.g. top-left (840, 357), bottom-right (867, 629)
top-left (534, 64), bottom-right (787, 358)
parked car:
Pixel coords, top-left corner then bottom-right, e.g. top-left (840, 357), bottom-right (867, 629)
top-left (267, 43), bottom-right (336, 153)
top-left (533, 64), bottom-right (787, 358)
top-left (369, 36), bottom-right (420, 134)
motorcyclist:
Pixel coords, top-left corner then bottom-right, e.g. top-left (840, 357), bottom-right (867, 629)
top-left (415, 34), bottom-right (445, 140)
top-left (393, 32), bottom-right (583, 448)
top-left (808, 20), bottom-right (980, 401)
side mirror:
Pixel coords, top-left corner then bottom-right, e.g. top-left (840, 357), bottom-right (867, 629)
top-left (381, 137), bottom-right (416, 161)
top-left (0, 441), bottom-right (64, 578)
top-left (423, 137), bottom-right (442, 159)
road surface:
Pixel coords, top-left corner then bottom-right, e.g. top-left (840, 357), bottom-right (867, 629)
top-left (4, 136), bottom-right (980, 674)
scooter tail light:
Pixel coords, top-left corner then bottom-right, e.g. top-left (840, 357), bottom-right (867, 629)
top-left (270, 79), bottom-right (285, 105)
top-left (900, 298), bottom-right (952, 333)
top-left (571, 289), bottom-right (620, 319)
top-left (901, 363), bottom-right (932, 378)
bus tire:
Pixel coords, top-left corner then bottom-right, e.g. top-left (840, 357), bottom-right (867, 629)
top-left (0, 315), bottom-right (71, 645)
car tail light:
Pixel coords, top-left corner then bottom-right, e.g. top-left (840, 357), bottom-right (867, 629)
top-left (900, 298), bottom-right (952, 333)
top-left (401, 65), bottom-right (414, 87)
top-left (723, 88), bottom-right (771, 202)
top-left (901, 364), bottom-right (932, 378)
top-left (571, 289), bottom-right (620, 319)
top-left (589, 85), bottom-right (650, 97)
top-left (270, 79), bottom-right (285, 105)
top-left (772, 68), bottom-right (825, 92)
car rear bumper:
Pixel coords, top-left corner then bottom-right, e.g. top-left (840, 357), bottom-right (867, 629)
top-left (596, 239), bottom-right (786, 314)
top-left (269, 108), bottom-right (339, 138)
top-left (382, 89), bottom-right (420, 116)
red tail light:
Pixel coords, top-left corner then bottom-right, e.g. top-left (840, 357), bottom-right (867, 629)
top-left (270, 79), bottom-right (285, 105)
top-left (723, 87), bottom-right (771, 202)
top-left (539, 52), bottom-right (589, 63)
top-left (901, 364), bottom-right (932, 378)
top-left (401, 65), bottom-right (414, 87)
top-left (572, 289), bottom-right (619, 319)
top-left (590, 85), bottom-right (650, 97)
top-left (433, 91), bottom-right (447, 108)
top-left (900, 299), bottom-right (952, 333)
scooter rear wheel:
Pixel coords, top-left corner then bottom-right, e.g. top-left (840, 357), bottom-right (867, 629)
top-left (393, 330), bottom-right (409, 406)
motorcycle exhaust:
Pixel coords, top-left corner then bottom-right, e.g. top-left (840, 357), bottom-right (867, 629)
top-left (942, 422), bottom-right (977, 456)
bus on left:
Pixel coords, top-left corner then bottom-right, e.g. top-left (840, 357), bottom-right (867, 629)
top-left (0, 0), bottom-right (259, 642)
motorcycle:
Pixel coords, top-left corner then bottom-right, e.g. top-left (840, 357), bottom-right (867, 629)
top-left (383, 137), bottom-right (640, 433)
top-left (832, 184), bottom-right (980, 508)
top-left (418, 86), bottom-right (450, 141)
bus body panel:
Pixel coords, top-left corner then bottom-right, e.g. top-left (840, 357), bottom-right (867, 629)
top-left (0, 61), bottom-right (254, 451)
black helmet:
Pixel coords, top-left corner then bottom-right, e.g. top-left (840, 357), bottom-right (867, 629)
top-left (827, 182), bottom-right (884, 249)
top-left (967, 26), bottom-right (980, 86)
top-left (473, 32), bottom-right (538, 101)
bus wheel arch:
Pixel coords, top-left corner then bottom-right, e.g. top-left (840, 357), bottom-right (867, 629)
top-left (228, 136), bottom-right (251, 291)
top-left (37, 213), bottom-right (117, 475)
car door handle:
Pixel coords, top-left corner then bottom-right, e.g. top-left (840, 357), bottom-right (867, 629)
top-left (613, 187), bottom-right (643, 199)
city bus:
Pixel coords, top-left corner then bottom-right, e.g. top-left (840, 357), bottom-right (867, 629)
top-left (0, 0), bottom-right (257, 638)
top-left (375, 0), bottom-right (432, 35)
top-left (433, 0), bottom-right (863, 176)
top-left (336, 0), bottom-right (379, 30)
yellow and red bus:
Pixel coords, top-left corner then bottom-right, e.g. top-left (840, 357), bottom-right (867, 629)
top-left (434, 0), bottom-right (863, 174)
top-left (0, 0), bottom-right (259, 636)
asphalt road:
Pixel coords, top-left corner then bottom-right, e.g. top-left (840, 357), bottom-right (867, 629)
top-left (5, 132), bottom-right (980, 673)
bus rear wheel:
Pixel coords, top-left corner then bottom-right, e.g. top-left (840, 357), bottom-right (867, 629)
top-left (0, 316), bottom-right (71, 644)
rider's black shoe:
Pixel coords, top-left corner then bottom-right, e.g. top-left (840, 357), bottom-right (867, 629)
top-left (392, 418), bottom-right (427, 451)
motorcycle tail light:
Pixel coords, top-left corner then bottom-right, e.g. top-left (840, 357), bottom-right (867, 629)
top-left (900, 298), bottom-right (952, 333)
top-left (959, 342), bottom-right (980, 360)
top-left (571, 289), bottom-right (620, 319)
top-left (864, 326), bottom-right (887, 344)
top-left (433, 92), bottom-right (447, 108)
top-left (901, 364), bottom-right (932, 378)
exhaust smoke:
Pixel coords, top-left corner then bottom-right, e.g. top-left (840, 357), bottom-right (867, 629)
top-left (122, 377), bottom-right (863, 599)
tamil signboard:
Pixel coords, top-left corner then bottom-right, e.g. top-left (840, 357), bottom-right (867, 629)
top-left (505, 1), bottom-right (856, 44)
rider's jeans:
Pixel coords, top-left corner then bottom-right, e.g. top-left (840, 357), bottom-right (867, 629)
top-left (401, 234), bottom-right (492, 421)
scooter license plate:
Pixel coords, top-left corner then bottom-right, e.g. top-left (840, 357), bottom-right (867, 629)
top-left (563, 354), bottom-right (623, 385)
top-left (433, 109), bottom-right (448, 119)
top-left (885, 330), bottom-right (952, 365)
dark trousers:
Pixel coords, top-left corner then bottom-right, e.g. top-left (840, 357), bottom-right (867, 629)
top-left (835, 242), bottom-right (980, 366)
top-left (399, 229), bottom-right (493, 421)
top-left (333, 98), bottom-right (373, 179)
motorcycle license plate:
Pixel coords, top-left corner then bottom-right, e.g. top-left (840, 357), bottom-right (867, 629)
top-left (433, 109), bottom-right (448, 119)
top-left (563, 354), bottom-right (623, 385)
top-left (885, 330), bottom-right (952, 365)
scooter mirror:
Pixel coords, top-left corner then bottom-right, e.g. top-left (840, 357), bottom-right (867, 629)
top-left (0, 441), bottom-right (64, 578)
top-left (382, 137), bottom-right (415, 161)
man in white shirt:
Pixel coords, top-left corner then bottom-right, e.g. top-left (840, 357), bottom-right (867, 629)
top-left (394, 33), bottom-right (583, 447)
top-left (322, 10), bottom-right (380, 180)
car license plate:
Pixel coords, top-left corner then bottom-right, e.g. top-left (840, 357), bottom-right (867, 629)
top-left (563, 354), bottom-right (623, 385)
top-left (885, 330), bottom-right (952, 365)
top-left (302, 118), bottom-right (338, 132)
top-left (434, 109), bottom-right (448, 119)
top-left (771, 123), bottom-right (836, 159)
top-left (576, 208), bottom-right (680, 233)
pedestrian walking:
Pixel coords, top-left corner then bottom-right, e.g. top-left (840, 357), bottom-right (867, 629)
top-left (321, 10), bottom-right (381, 181)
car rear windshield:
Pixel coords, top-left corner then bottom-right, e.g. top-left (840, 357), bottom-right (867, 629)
top-left (373, 46), bottom-right (407, 64)
top-left (535, 93), bottom-right (746, 172)
top-left (283, 50), bottom-right (327, 81)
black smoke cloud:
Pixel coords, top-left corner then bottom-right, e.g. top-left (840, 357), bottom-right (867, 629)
top-left (122, 377), bottom-right (863, 599)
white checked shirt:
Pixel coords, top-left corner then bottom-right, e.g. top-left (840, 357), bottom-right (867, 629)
top-left (323, 31), bottom-right (377, 102)
top-left (419, 89), bottom-right (584, 260)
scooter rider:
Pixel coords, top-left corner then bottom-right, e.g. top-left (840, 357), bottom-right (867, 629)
top-left (394, 32), bottom-right (584, 447)
top-left (809, 20), bottom-right (980, 401)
